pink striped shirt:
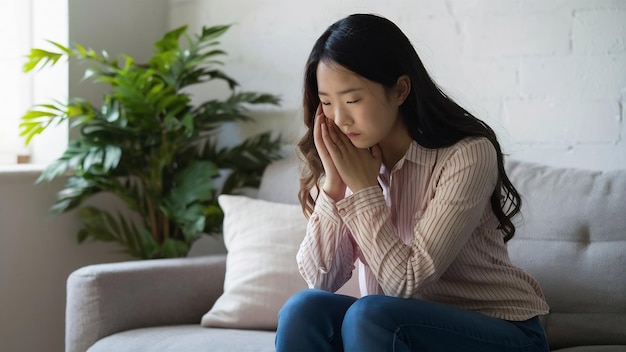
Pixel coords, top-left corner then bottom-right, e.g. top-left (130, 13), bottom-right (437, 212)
top-left (297, 137), bottom-right (549, 321)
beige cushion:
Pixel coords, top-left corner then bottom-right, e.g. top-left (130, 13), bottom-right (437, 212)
top-left (201, 195), bottom-right (308, 330)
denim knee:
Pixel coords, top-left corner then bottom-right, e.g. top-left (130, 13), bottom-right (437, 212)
top-left (344, 295), bottom-right (387, 321)
top-left (278, 289), bottom-right (334, 325)
top-left (342, 295), bottom-right (388, 333)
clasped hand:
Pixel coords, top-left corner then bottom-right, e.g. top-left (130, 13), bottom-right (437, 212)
top-left (313, 104), bottom-right (382, 201)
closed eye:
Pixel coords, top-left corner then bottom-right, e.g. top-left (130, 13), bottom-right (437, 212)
top-left (347, 99), bottom-right (360, 104)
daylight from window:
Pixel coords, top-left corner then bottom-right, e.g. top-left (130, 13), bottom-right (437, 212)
top-left (0, 0), bottom-right (67, 166)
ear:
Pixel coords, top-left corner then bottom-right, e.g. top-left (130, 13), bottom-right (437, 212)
top-left (393, 75), bottom-right (411, 106)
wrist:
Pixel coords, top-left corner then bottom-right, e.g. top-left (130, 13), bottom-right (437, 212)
top-left (348, 180), bottom-right (379, 194)
top-left (322, 182), bottom-right (346, 202)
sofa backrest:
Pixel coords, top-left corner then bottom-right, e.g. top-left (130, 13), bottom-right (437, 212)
top-left (505, 160), bottom-right (626, 350)
top-left (258, 157), bottom-right (300, 204)
top-left (258, 157), bottom-right (626, 349)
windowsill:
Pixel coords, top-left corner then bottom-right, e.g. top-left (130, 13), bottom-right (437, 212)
top-left (0, 163), bottom-right (47, 177)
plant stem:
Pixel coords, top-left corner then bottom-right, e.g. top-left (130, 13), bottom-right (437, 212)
top-left (146, 195), bottom-right (160, 243)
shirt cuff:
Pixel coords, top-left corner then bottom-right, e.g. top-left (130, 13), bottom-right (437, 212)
top-left (336, 185), bottom-right (386, 223)
top-left (313, 188), bottom-right (342, 225)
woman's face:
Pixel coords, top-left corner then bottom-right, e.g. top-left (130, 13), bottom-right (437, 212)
top-left (316, 60), bottom-right (406, 150)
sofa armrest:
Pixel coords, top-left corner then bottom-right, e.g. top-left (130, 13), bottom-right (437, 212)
top-left (65, 254), bottom-right (226, 352)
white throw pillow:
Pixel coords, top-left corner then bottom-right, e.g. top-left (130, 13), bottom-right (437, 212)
top-left (201, 194), bottom-right (308, 330)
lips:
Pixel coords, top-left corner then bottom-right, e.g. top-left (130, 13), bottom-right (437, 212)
top-left (344, 132), bottom-right (360, 138)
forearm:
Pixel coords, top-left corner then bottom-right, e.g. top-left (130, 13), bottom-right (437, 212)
top-left (297, 191), bottom-right (357, 292)
top-left (337, 187), bottom-right (430, 297)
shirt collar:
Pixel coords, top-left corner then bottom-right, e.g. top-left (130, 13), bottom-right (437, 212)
top-left (381, 140), bottom-right (438, 174)
top-left (406, 140), bottom-right (438, 167)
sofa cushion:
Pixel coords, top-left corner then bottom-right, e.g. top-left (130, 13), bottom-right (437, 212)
top-left (552, 347), bottom-right (626, 352)
top-left (200, 195), bottom-right (308, 330)
top-left (506, 160), bottom-right (626, 350)
top-left (87, 325), bottom-right (275, 352)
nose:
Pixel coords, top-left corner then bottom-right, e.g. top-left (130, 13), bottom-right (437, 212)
top-left (331, 106), bottom-right (352, 127)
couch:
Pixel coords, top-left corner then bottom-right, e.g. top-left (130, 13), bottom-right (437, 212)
top-left (65, 157), bottom-right (626, 352)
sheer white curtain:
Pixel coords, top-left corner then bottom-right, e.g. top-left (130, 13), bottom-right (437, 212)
top-left (0, 0), bottom-right (67, 166)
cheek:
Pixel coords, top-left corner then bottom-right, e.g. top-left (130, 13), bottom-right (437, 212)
top-left (360, 103), bottom-right (389, 124)
top-left (368, 106), bottom-right (398, 131)
top-left (321, 106), bottom-right (333, 120)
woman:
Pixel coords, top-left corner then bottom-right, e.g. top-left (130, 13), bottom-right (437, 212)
top-left (276, 13), bottom-right (550, 352)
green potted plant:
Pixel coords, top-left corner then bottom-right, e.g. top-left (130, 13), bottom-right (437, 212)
top-left (20, 24), bottom-right (283, 259)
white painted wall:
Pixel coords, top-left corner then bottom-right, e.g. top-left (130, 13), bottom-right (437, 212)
top-left (170, 0), bottom-right (626, 170)
top-left (1, 1), bottom-right (625, 351)
top-left (0, 171), bottom-right (132, 352)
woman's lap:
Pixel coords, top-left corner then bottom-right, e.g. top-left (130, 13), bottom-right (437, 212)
top-left (276, 289), bottom-right (549, 352)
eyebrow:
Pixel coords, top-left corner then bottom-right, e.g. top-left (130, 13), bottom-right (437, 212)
top-left (318, 88), bottom-right (364, 96)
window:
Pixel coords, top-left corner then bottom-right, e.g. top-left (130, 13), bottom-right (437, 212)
top-left (0, 0), bottom-right (68, 166)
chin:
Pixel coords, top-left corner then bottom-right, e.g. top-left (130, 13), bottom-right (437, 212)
top-left (351, 141), bottom-right (371, 149)
top-left (349, 136), bottom-right (378, 149)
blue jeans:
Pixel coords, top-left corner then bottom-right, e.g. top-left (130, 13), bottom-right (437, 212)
top-left (276, 289), bottom-right (549, 352)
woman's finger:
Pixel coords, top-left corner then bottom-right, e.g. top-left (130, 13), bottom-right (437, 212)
top-left (327, 120), bottom-right (356, 164)
top-left (329, 121), bottom-right (351, 151)
top-left (321, 121), bottom-right (339, 156)
top-left (313, 106), bottom-right (328, 154)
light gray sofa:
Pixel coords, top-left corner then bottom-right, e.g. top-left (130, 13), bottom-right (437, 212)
top-left (66, 158), bottom-right (626, 352)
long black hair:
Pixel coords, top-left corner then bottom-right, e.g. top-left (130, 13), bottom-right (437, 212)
top-left (298, 14), bottom-right (520, 241)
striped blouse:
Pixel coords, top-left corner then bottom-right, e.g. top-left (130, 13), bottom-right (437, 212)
top-left (296, 137), bottom-right (549, 321)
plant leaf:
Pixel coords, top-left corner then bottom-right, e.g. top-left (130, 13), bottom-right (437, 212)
top-left (161, 161), bottom-right (219, 240)
top-left (76, 206), bottom-right (148, 258)
top-left (23, 48), bottom-right (63, 72)
top-left (154, 26), bottom-right (188, 54)
top-left (159, 238), bottom-right (189, 258)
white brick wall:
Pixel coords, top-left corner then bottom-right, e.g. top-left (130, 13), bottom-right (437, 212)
top-left (170, 0), bottom-right (626, 170)
top-left (503, 99), bottom-right (620, 143)
top-left (463, 14), bottom-right (572, 57)
top-left (573, 10), bottom-right (626, 54)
